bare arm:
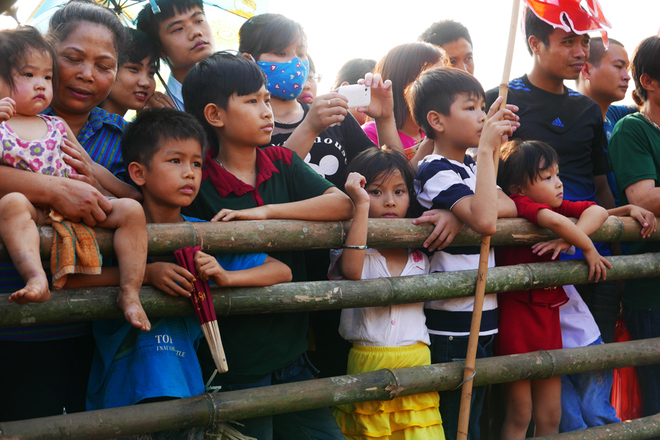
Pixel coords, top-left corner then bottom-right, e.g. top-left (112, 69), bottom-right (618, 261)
top-left (361, 73), bottom-right (403, 154)
top-left (594, 174), bottom-right (616, 209)
top-left (195, 252), bottom-right (292, 287)
top-left (338, 173), bottom-right (369, 280)
top-left (283, 94), bottom-right (349, 158)
top-left (91, 162), bottom-right (142, 200)
top-left (624, 179), bottom-right (660, 215)
top-left (0, 166), bottom-right (111, 225)
top-left (451, 98), bottom-right (515, 236)
top-left (65, 262), bottom-right (195, 297)
top-left (498, 189), bottom-right (518, 218)
top-left (607, 203), bottom-right (657, 238)
top-left (533, 206), bottom-right (611, 281)
top-left (409, 138), bottom-right (434, 172)
top-left (212, 187), bottom-right (354, 222)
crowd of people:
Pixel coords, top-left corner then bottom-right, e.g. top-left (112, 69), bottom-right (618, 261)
top-left (1, 0), bottom-right (660, 439)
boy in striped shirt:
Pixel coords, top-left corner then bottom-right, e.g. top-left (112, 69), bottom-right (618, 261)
top-left (408, 67), bottom-right (518, 440)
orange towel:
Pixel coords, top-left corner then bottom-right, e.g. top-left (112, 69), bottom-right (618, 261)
top-left (50, 216), bottom-right (103, 290)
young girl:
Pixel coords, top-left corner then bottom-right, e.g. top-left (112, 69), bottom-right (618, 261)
top-left (362, 42), bottom-right (447, 161)
top-left (496, 139), bottom-right (655, 439)
top-left (238, 13), bottom-right (402, 187)
top-left (329, 147), bottom-right (445, 440)
top-left (0, 26), bottom-right (150, 331)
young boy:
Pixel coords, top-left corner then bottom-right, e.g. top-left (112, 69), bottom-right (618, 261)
top-left (182, 51), bottom-right (352, 439)
top-left (407, 67), bottom-right (518, 440)
top-left (66, 108), bottom-right (292, 440)
top-left (136, 0), bottom-right (215, 110)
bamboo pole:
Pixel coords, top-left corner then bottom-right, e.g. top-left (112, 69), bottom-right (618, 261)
top-left (3, 252), bottom-right (660, 328)
top-left (2, 338), bottom-right (659, 440)
top-left (535, 414), bottom-right (660, 440)
top-left (457, 1), bottom-right (521, 438)
top-left (0, 216), bottom-right (657, 261)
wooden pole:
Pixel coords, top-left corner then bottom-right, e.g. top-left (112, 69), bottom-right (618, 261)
top-left (0, 216), bottom-right (656, 261)
top-left (2, 338), bottom-right (660, 440)
top-left (534, 414), bottom-right (660, 440)
top-left (456, 1), bottom-right (521, 438)
top-left (3, 252), bottom-right (660, 328)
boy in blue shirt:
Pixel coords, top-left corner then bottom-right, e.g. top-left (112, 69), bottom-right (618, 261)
top-left (67, 108), bottom-right (291, 439)
top-left (408, 67), bottom-right (518, 440)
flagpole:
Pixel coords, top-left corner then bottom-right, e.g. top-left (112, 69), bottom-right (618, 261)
top-left (456, 1), bottom-right (521, 439)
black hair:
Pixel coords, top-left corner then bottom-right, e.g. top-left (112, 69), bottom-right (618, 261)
top-left (523, 5), bottom-right (554, 56)
top-left (238, 13), bottom-right (306, 61)
top-left (498, 139), bottom-right (559, 195)
top-left (407, 66), bottom-right (485, 140)
top-left (136, 0), bottom-right (204, 47)
top-left (118, 28), bottom-right (160, 70)
top-left (47, 0), bottom-right (125, 57)
top-left (419, 20), bottom-right (473, 48)
top-left (586, 37), bottom-right (624, 67)
top-left (0, 26), bottom-right (58, 92)
top-left (121, 107), bottom-right (207, 170)
top-left (332, 58), bottom-right (376, 90)
top-left (631, 36), bottom-right (660, 103)
top-left (343, 147), bottom-right (417, 216)
top-left (375, 42), bottom-right (445, 131)
top-left (182, 51), bottom-right (267, 148)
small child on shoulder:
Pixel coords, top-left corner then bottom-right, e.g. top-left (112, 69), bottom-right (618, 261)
top-left (329, 147), bottom-right (445, 440)
top-left (0, 25), bottom-right (149, 331)
top-left (495, 139), bottom-right (656, 439)
top-left (407, 66), bottom-right (519, 440)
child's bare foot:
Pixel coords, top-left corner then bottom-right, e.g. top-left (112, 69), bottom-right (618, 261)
top-left (117, 291), bottom-right (151, 331)
top-left (9, 274), bottom-right (50, 304)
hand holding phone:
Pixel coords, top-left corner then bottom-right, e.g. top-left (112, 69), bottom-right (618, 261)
top-left (337, 84), bottom-right (371, 109)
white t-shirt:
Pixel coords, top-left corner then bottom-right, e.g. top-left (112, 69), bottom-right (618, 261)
top-left (329, 248), bottom-right (431, 347)
top-left (559, 284), bottom-right (601, 348)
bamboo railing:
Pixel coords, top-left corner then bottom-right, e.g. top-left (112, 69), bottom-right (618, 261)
top-left (2, 217), bottom-right (660, 439)
top-left (2, 252), bottom-right (660, 328)
top-left (0, 216), bottom-right (655, 260)
top-left (1, 338), bottom-right (660, 440)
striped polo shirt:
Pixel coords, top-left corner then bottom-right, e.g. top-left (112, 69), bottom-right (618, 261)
top-left (415, 153), bottom-right (498, 337)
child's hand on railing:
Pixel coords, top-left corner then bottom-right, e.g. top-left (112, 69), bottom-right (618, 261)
top-left (413, 209), bottom-right (463, 251)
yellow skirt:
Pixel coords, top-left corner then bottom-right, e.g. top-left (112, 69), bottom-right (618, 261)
top-left (333, 343), bottom-right (445, 440)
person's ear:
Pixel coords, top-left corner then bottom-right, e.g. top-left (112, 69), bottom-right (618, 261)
top-left (427, 110), bottom-right (444, 134)
top-left (242, 52), bottom-right (256, 63)
top-left (128, 162), bottom-right (147, 187)
top-left (528, 35), bottom-right (542, 55)
top-left (640, 73), bottom-right (656, 93)
top-left (581, 62), bottom-right (593, 81)
top-left (204, 103), bottom-right (225, 128)
top-left (509, 184), bottom-right (523, 195)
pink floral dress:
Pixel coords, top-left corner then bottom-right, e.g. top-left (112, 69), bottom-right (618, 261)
top-left (0, 114), bottom-right (76, 177)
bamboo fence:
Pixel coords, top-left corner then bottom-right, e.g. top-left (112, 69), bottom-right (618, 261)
top-left (2, 252), bottom-right (660, 328)
top-left (2, 218), bottom-right (660, 439)
top-left (1, 338), bottom-right (659, 440)
top-left (0, 217), bottom-right (656, 260)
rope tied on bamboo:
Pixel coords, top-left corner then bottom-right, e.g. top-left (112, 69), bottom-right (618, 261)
top-left (382, 368), bottom-right (405, 399)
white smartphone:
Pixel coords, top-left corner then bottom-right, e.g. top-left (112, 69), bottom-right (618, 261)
top-left (337, 84), bottom-right (371, 108)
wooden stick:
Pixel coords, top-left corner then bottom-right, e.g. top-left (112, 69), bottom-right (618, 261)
top-left (456, 1), bottom-right (521, 439)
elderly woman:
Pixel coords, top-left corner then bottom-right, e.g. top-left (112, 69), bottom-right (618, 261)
top-left (0, 0), bottom-right (127, 421)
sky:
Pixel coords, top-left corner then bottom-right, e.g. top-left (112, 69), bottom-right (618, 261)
top-left (272, 0), bottom-right (660, 104)
top-left (3, 0), bottom-right (660, 104)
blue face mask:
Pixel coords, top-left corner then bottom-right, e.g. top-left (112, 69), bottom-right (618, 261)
top-left (258, 57), bottom-right (309, 100)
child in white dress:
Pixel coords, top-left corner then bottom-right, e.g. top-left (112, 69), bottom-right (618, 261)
top-left (329, 148), bottom-right (445, 440)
